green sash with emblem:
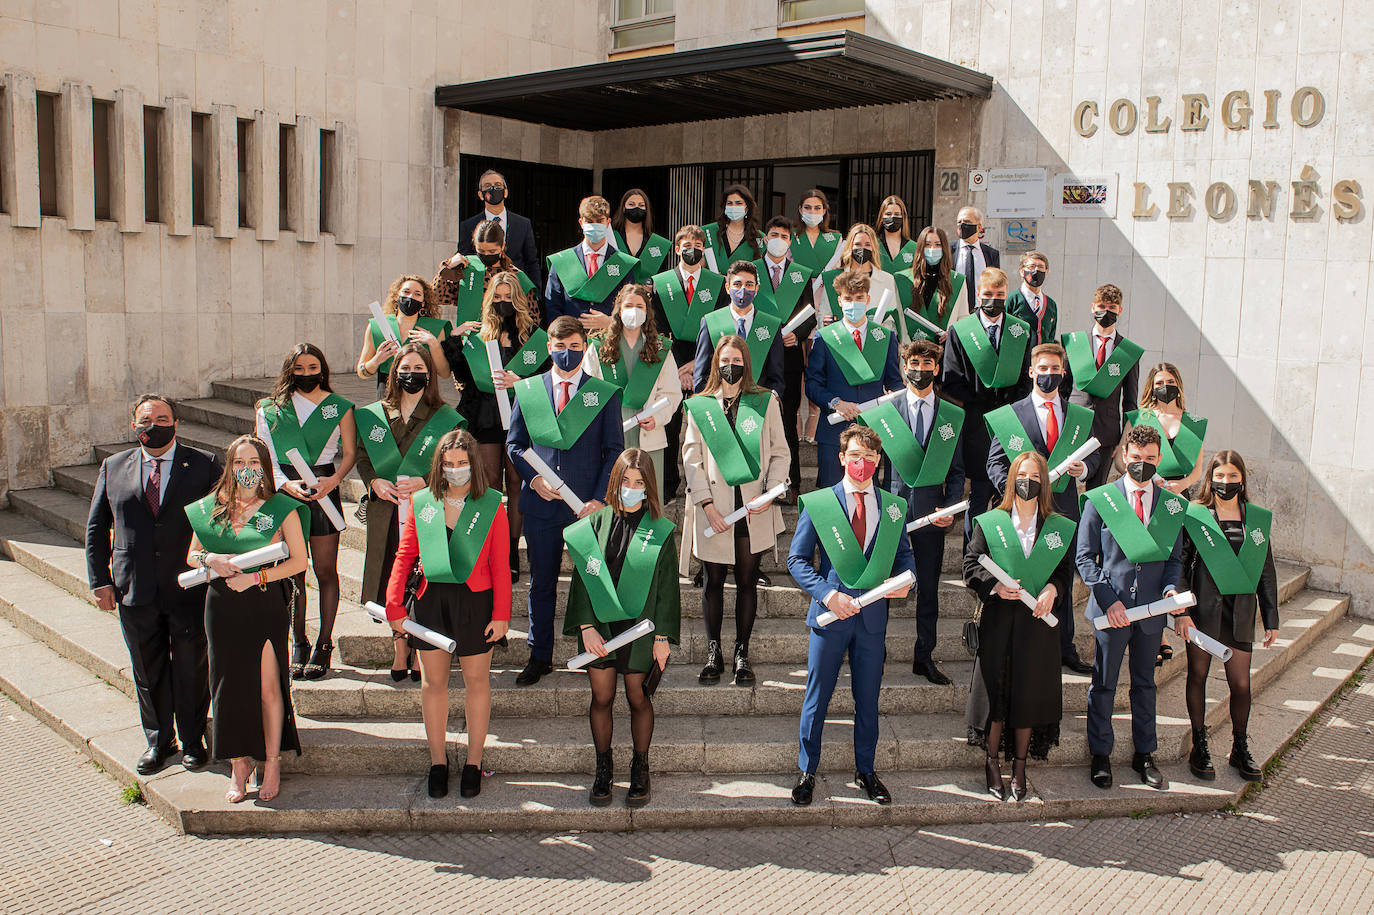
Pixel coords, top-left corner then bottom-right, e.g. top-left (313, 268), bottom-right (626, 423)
top-left (751, 259), bottom-right (813, 320)
top-left (650, 268), bottom-right (724, 340)
top-left (951, 313), bottom-right (1031, 389)
top-left (459, 328), bottom-right (549, 394)
top-left (564, 507), bottom-right (676, 623)
top-left (983, 401), bottom-right (1095, 494)
top-left (703, 222), bottom-right (762, 272)
top-left (452, 257), bottom-right (536, 325)
top-left (259, 393), bottom-right (353, 467)
top-left (703, 309), bottom-right (781, 384)
top-left (1083, 483), bottom-right (1188, 563)
top-left (185, 492), bottom-right (309, 553)
top-left (368, 315), bottom-right (452, 377)
top-left (612, 230), bottom-right (671, 283)
top-left (1183, 503), bottom-right (1273, 595)
top-left (1125, 410), bottom-right (1208, 480)
top-left (790, 230), bottom-right (841, 274)
top-left (355, 402), bottom-right (464, 481)
top-left (547, 246), bottom-right (637, 304)
top-left (974, 509), bottom-right (1078, 597)
top-left (817, 319), bottom-right (891, 386)
top-left (683, 392), bottom-right (771, 486)
top-left (860, 397), bottom-right (964, 488)
top-left (1062, 332), bottom-right (1143, 399)
top-left (903, 273), bottom-right (963, 342)
top-left (512, 375), bottom-right (619, 449)
top-left (411, 487), bottom-right (502, 584)
top-left (597, 334), bottom-right (671, 412)
top-left (798, 486), bottom-right (908, 590)
top-left (880, 239), bottom-right (918, 274)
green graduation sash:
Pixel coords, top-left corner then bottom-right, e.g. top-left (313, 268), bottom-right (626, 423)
top-left (369, 315), bottom-right (452, 377)
top-left (703, 309), bottom-right (782, 383)
top-left (880, 239), bottom-right (918, 274)
top-left (259, 393), bottom-right (353, 467)
top-left (790, 230), bottom-right (841, 274)
top-left (703, 222), bottom-right (762, 271)
top-left (512, 374), bottom-right (619, 449)
top-left (452, 257), bottom-right (536, 325)
top-left (411, 487), bottom-right (502, 584)
top-left (983, 401), bottom-right (1095, 494)
top-left (817, 319), bottom-right (891, 386)
top-left (597, 335), bottom-right (671, 412)
top-left (950, 313), bottom-right (1031, 389)
top-left (860, 397), bottom-right (964, 488)
top-left (1083, 483), bottom-right (1188, 563)
top-left (1062, 332), bottom-right (1143, 399)
top-left (683, 392), bottom-right (771, 486)
top-left (1126, 410), bottom-right (1208, 480)
top-left (185, 492), bottom-right (309, 554)
top-left (564, 507), bottom-right (676, 623)
top-left (798, 486), bottom-right (907, 590)
top-left (547, 246), bottom-right (637, 304)
top-left (355, 402), bottom-right (465, 481)
top-left (650, 268), bottom-right (724, 340)
top-left (459, 328), bottom-right (549, 394)
top-left (974, 509), bottom-right (1078, 597)
top-left (612, 230), bottom-right (671, 283)
top-left (1183, 503), bottom-right (1273, 596)
top-left (751, 259), bottom-right (813, 320)
top-left (903, 273), bottom-right (963, 342)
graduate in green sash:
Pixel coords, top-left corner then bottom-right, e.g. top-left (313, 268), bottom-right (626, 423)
top-left (815, 224), bottom-right (901, 333)
top-left (692, 260), bottom-right (786, 396)
top-left (1178, 450), bottom-right (1278, 783)
top-left (384, 429), bottom-right (511, 800)
top-left (185, 435), bottom-right (309, 804)
top-left (964, 451), bottom-right (1076, 801)
top-left (1062, 283), bottom-right (1141, 488)
top-left (1005, 251), bottom-right (1058, 347)
top-left (876, 194), bottom-right (919, 276)
top-left (610, 188), bottom-right (671, 284)
top-left (758, 216), bottom-right (818, 503)
top-left (356, 274), bottom-right (452, 392)
top-left (1121, 361), bottom-right (1207, 496)
top-left (701, 183), bottom-right (764, 274)
top-left (564, 450), bottom-right (680, 808)
top-left (790, 189), bottom-right (843, 277)
top-left (255, 343), bottom-right (357, 682)
top-left (432, 219), bottom-right (538, 327)
top-left (903, 226), bottom-right (960, 343)
top-left (544, 195), bottom-right (635, 334)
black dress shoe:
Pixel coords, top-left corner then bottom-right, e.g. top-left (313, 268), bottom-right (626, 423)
top-left (181, 743), bottom-right (209, 771)
top-left (459, 764), bottom-right (481, 798)
top-left (912, 659), bottom-right (953, 685)
top-left (791, 772), bottom-right (816, 806)
top-left (515, 656), bottom-right (553, 686)
top-left (755, 570), bottom-right (771, 587)
top-left (1009, 756), bottom-right (1029, 802)
top-left (136, 743), bottom-right (178, 776)
top-left (1062, 654), bottom-right (1094, 675)
top-left (428, 764), bottom-right (449, 798)
top-left (1090, 754), bottom-right (1113, 789)
top-left (691, 567), bottom-right (704, 587)
top-left (985, 756), bottom-right (1005, 801)
top-left (855, 771), bottom-right (891, 805)
top-left (1132, 752), bottom-right (1167, 790)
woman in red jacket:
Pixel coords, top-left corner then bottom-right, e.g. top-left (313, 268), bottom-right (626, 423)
top-left (386, 428), bottom-right (511, 799)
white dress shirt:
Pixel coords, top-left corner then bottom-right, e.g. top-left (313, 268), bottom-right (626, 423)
top-left (1011, 502), bottom-right (1038, 558)
top-left (483, 208), bottom-right (506, 231)
top-left (821, 477), bottom-right (881, 607)
top-left (255, 393), bottom-right (343, 488)
top-left (728, 307), bottom-right (757, 338)
top-left (958, 240), bottom-right (987, 282)
top-left (1093, 329), bottom-right (1117, 360)
top-left (978, 309), bottom-right (1004, 339)
top-left (905, 389), bottom-right (937, 445)
top-left (1030, 388), bottom-right (1062, 443)
top-left (581, 238), bottom-right (611, 273)
top-left (1122, 475), bottom-right (1154, 521)
top-left (763, 253), bottom-right (788, 289)
top-left (139, 442), bottom-right (178, 507)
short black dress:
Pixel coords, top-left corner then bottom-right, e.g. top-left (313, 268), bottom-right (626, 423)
top-left (443, 326), bottom-right (520, 446)
top-left (276, 461), bottom-right (342, 537)
top-left (410, 546), bottom-right (497, 658)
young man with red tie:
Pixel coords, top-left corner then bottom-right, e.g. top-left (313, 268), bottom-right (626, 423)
top-left (1061, 284), bottom-right (1142, 489)
top-left (544, 196), bottom-right (635, 334)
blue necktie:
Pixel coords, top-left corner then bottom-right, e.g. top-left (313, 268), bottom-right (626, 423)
top-left (736, 318), bottom-right (746, 337)
top-left (987, 323), bottom-right (999, 351)
top-left (913, 401), bottom-right (927, 447)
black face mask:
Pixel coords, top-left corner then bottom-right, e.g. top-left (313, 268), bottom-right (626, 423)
top-left (492, 299), bottom-right (515, 319)
top-left (396, 371), bottom-right (428, 394)
top-left (1212, 480), bottom-right (1243, 501)
top-left (905, 368), bottom-right (935, 390)
top-left (624, 206), bottom-right (646, 224)
top-left (1127, 460), bottom-right (1158, 484)
top-left (1025, 269), bottom-right (1046, 287)
top-left (850, 247), bottom-right (873, 264)
top-left (481, 186), bottom-right (506, 206)
top-left (478, 252), bottom-right (502, 268)
top-left (979, 296), bottom-right (1006, 318)
top-left (137, 423), bottom-right (175, 449)
top-left (679, 247), bottom-right (703, 267)
top-left (957, 222), bottom-right (978, 240)
top-left (1035, 372), bottom-right (1062, 394)
top-left (718, 363), bottom-right (745, 386)
top-left (1153, 383), bottom-right (1181, 404)
top-left (291, 373), bottom-right (323, 393)
top-left (397, 295), bottom-right (423, 316)
top-left (1093, 309), bottom-right (1119, 328)
top-left (881, 216), bottom-right (901, 233)
top-left (1014, 478), bottom-right (1041, 501)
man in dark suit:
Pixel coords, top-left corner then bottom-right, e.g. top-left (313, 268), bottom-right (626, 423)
top-left (85, 394), bottom-right (222, 774)
top-left (457, 169), bottom-right (541, 289)
top-left (1076, 425), bottom-right (1188, 792)
top-left (953, 206), bottom-right (1000, 314)
top-left (543, 195), bottom-right (634, 333)
top-left (1063, 283), bottom-right (1142, 489)
top-left (985, 342), bottom-right (1098, 675)
top-left (507, 316), bottom-right (625, 685)
top-left (692, 260), bottom-right (785, 397)
top-left (757, 216), bottom-right (816, 503)
top-left (788, 425), bottom-right (916, 807)
top-left (1005, 251), bottom-right (1057, 346)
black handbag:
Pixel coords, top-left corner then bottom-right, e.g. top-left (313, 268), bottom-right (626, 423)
top-left (962, 607), bottom-right (982, 657)
top-left (642, 657), bottom-right (664, 697)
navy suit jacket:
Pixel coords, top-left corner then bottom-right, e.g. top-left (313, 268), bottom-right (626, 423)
top-left (506, 372), bottom-right (625, 524)
top-left (788, 483), bottom-right (917, 634)
top-left (458, 210), bottom-right (540, 290)
top-left (543, 245), bottom-right (632, 327)
top-left (886, 392), bottom-right (966, 521)
top-left (955, 242), bottom-right (1001, 313)
top-left (985, 393), bottom-right (1100, 519)
top-left (940, 318), bottom-right (1033, 416)
top-left (1074, 479), bottom-right (1184, 621)
top-left (692, 309), bottom-right (785, 398)
top-left (804, 324), bottom-right (903, 448)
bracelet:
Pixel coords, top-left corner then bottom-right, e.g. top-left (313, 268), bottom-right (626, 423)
top-left (256, 571), bottom-right (267, 591)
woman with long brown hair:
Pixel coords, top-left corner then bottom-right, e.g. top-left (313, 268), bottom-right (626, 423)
top-left (791, 188), bottom-right (842, 276)
top-left (433, 220), bottom-right (540, 326)
top-left (357, 274), bottom-right (452, 391)
top-left (610, 188), bottom-right (671, 283)
top-left (703, 183), bottom-right (765, 273)
top-left (184, 435), bottom-right (309, 803)
top-left (905, 225), bottom-right (955, 343)
top-left (875, 194), bottom-right (917, 274)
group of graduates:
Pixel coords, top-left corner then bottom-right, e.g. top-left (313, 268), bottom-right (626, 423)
top-left (85, 173), bottom-right (1280, 811)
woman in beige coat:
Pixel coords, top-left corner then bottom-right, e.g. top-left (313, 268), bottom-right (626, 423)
top-left (682, 334), bottom-right (789, 686)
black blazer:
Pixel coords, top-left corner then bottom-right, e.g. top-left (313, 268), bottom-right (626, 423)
top-left (986, 393), bottom-right (1100, 519)
top-left (458, 210), bottom-right (541, 290)
top-left (955, 242), bottom-right (1001, 313)
top-left (1181, 505), bottom-right (1280, 639)
top-left (1064, 331), bottom-right (1140, 452)
top-left (940, 318), bottom-right (1033, 416)
top-left (85, 444), bottom-right (222, 608)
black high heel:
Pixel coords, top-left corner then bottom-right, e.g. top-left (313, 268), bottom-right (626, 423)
top-left (302, 642), bottom-right (332, 680)
top-left (985, 755), bottom-right (1005, 801)
top-left (390, 632), bottom-right (410, 682)
top-left (1010, 756), bottom-right (1029, 802)
top-left (408, 648), bottom-right (420, 682)
top-left (290, 637), bottom-right (311, 680)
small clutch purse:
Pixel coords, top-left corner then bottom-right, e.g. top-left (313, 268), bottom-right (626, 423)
top-left (642, 657), bottom-right (664, 697)
top-left (961, 606), bottom-right (982, 657)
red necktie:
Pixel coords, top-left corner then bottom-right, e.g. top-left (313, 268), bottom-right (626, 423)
top-left (1043, 401), bottom-right (1059, 454)
top-left (556, 381), bottom-right (571, 414)
top-left (852, 328), bottom-right (863, 351)
top-left (685, 274), bottom-right (696, 303)
top-left (1133, 489), bottom-right (1145, 522)
top-left (588, 252), bottom-right (599, 275)
top-left (145, 459), bottom-right (163, 517)
top-left (1095, 335), bottom-right (1108, 369)
top-left (851, 490), bottom-right (867, 547)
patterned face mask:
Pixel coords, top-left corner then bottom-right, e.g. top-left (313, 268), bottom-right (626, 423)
top-left (233, 466), bottom-right (264, 489)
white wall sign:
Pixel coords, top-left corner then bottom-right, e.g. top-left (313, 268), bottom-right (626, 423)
top-left (1052, 173), bottom-right (1119, 218)
top-left (969, 169), bottom-right (988, 190)
top-left (986, 168), bottom-right (1046, 218)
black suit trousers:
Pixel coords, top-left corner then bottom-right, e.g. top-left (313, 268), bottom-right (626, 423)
top-left (908, 526), bottom-right (946, 663)
top-left (782, 342), bottom-right (805, 489)
top-left (119, 593), bottom-right (210, 751)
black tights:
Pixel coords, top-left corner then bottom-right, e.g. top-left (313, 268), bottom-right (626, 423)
top-left (588, 668), bottom-right (653, 753)
top-left (1185, 643), bottom-right (1253, 734)
top-left (292, 533), bottom-right (340, 645)
top-left (984, 720), bottom-right (1031, 784)
top-left (702, 533), bottom-right (761, 645)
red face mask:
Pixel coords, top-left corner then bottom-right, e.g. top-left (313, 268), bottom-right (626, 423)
top-left (846, 457), bottom-right (877, 483)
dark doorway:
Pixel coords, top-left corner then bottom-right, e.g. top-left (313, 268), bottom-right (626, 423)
top-left (843, 151), bottom-right (935, 232)
top-left (601, 166), bottom-right (672, 231)
top-left (771, 160), bottom-right (841, 224)
top-left (458, 154), bottom-right (593, 254)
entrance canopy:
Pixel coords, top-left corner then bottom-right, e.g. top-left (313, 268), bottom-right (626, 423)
top-left (435, 30), bottom-right (993, 131)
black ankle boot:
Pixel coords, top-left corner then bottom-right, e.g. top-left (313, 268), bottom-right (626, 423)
top-left (428, 764), bottom-right (449, 799)
top-left (699, 640), bottom-right (723, 684)
top-left (590, 750), bottom-right (614, 806)
top-left (1230, 732), bottom-right (1261, 781)
top-left (733, 642), bottom-right (755, 685)
top-left (1189, 727), bottom-right (1216, 780)
top-left (626, 750), bottom-right (651, 807)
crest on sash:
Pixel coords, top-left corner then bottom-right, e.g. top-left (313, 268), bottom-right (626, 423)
top-left (902, 252), bottom-right (914, 263)
top-left (582, 391), bottom-right (600, 408)
top-left (755, 326), bottom-right (770, 341)
top-left (739, 416), bottom-right (758, 435)
top-left (789, 270), bottom-right (803, 283)
top-left (254, 515), bottom-right (274, 532)
top-left (522, 351), bottom-right (537, 365)
top-left (1164, 497), bottom-right (1183, 515)
top-left (1008, 434), bottom-right (1025, 451)
top-left (607, 264), bottom-right (621, 278)
top-left (1045, 531), bottom-right (1064, 551)
top-left (585, 557), bottom-right (602, 576)
top-left (368, 426), bottom-right (386, 443)
top-left (697, 290), bottom-right (712, 302)
top-left (1108, 363), bottom-right (1121, 377)
top-left (872, 328), bottom-right (885, 341)
top-left (648, 246), bottom-right (662, 257)
top-left (825, 232), bottom-right (838, 241)
top-left (1009, 324), bottom-right (1025, 338)
top-left (321, 403), bottom-right (339, 420)
top-left (420, 434), bottom-right (435, 454)
top-left (938, 423), bottom-right (956, 441)
top-left (1250, 528), bottom-right (1266, 546)
top-left (886, 504), bottom-right (902, 522)
top-left (418, 504), bottom-right (439, 524)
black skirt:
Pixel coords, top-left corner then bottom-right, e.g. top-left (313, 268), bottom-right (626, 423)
top-left (965, 597), bottom-right (1062, 761)
top-left (583, 617), bottom-right (640, 674)
top-left (277, 462), bottom-right (344, 538)
top-left (411, 580), bottom-right (497, 657)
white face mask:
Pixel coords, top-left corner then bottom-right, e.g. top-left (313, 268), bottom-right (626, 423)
top-left (621, 307), bottom-right (646, 329)
top-left (443, 466), bottom-right (471, 486)
top-left (765, 237), bottom-right (790, 258)
top-left (800, 211), bottom-right (824, 228)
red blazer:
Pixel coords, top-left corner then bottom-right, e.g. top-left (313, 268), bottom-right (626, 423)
top-left (385, 500), bottom-right (511, 622)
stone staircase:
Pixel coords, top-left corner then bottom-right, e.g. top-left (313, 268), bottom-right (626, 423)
top-left (0, 374), bottom-right (1369, 835)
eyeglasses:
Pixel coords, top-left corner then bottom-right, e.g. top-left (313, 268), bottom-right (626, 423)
top-left (842, 450), bottom-right (879, 462)
top-left (480, 182), bottom-right (507, 191)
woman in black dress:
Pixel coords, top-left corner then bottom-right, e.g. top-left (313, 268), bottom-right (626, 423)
top-left (185, 435), bottom-right (309, 803)
top-left (964, 450), bottom-right (1075, 802)
top-left (1178, 449), bottom-right (1279, 782)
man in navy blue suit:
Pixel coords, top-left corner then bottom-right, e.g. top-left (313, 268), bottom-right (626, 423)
top-left (986, 342), bottom-right (1098, 675)
top-left (692, 260), bottom-right (785, 397)
top-left (952, 205), bottom-right (1001, 315)
top-left (805, 271), bottom-right (903, 488)
top-left (507, 315), bottom-right (625, 684)
top-left (788, 425), bottom-right (916, 807)
top-left (458, 169), bottom-right (542, 289)
top-left (1076, 425), bottom-right (1189, 792)
top-left (543, 195), bottom-right (634, 334)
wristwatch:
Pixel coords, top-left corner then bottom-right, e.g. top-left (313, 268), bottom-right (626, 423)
top-left (828, 397), bottom-right (841, 410)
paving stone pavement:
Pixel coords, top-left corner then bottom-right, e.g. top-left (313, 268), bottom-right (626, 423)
top-left (2, 676), bottom-right (1372, 914)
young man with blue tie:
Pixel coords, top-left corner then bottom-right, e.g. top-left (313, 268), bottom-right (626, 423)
top-left (1076, 424), bottom-right (1190, 791)
top-left (788, 425), bottom-right (915, 806)
top-left (544, 196), bottom-right (635, 335)
top-left (692, 260), bottom-right (785, 398)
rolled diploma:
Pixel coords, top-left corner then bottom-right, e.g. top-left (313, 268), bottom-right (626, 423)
top-left (363, 601), bottom-right (458, 654)
top-left (623, 396), bottom-right (671, 433)
top-left (702, 482), bottom-right (787, 539)
top-left (486, 339), bottom-right (513, 429)
top-left (1092, 590), bottom-right (1197, 630)
top-left (284, 448), bottom-right (347, 533)
top-left (367, 300), bottom-right (400, 346)
top-left (828, 388), bottom-right (903, 425)
top-left (567, 618), bottom-right (655, 670)
top-left (1167, 614), bottom-right (1233, 661)
top-left (178, 541), bottom-right (289, 589)
top-left (870, 289), bottom-right (893, 326)
top-left (1048, 436), bottom-right (1101, 483)
top-left (815, 569), bottom-right (916, 626)
top-left (395, 475), bottom-right (414, 531)
top-left (904, 308), bottom-right (945, 336)
top-left (781, 304), bottom-right (816, 337)
top-left (976, 554), bottom-right (1058, 627)
top-left (522, 449), bottom-right (586, 515)
top-left (907, 500), bottom-right (969, 533)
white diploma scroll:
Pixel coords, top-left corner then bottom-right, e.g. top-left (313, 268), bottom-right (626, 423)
top-left (1048, 437), bottom-right (1101, 484)
top-left (178, 541), bottom-right (289, 589)
top-left (367, 300), bottom-right (400, 347)
top-left (976, 554), bottom-right (1059, 627)
top-left (395, 475), bottom-right (415, 533)
top-left (781, 305), bottom-right (816, 337)
top-left (906, 500), bottom-right (969, 533)
top-left (702, 483), bottom-right (788, 539)
top-left (364, 601), bottom-right (458, 654)
top-left (486, 339), bottom-right (513, 430)
top-left (870, 289), bottom-right (894, 327)
top-left (904, 308), bottom-right (945, 337)
top-left (284, 448), bottom-right (347, 533)
top-left (623, 396), bottom-right (671, 433)
top-left (1167, 615), bottom-right (1233, 661)
top-left (1092, 591), bottom-right (1198, 631)
top-left (522, 450), bottom-right (587, 515)
top-left (828, 389), bottom-right (903, 425)
top-left (815, 570), bottom-right (916, 627)
top-left (567, 618), bottom-right (656, 670)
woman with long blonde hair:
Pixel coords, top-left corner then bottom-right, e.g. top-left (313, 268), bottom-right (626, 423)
top-left (816, 223), bottom-right (901, 333)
